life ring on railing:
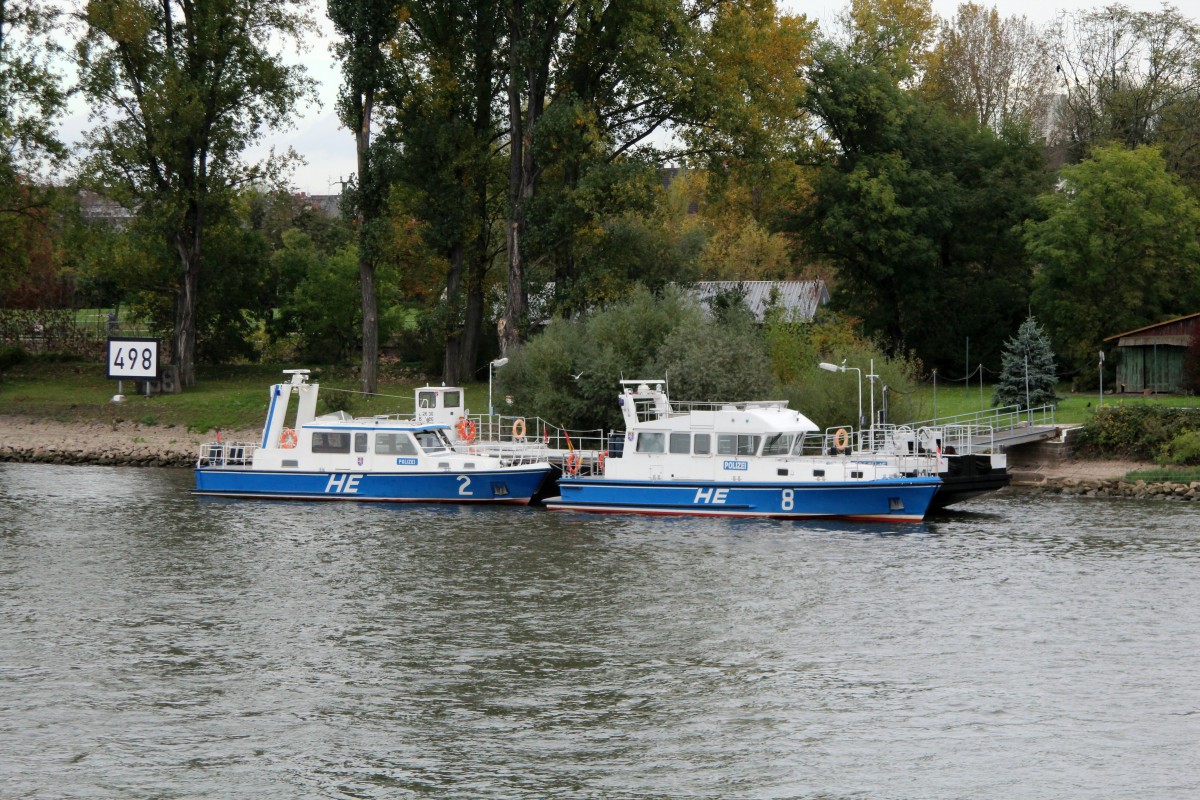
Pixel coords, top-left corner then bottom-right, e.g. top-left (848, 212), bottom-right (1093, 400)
top-left (833, 427), bottom-right (850, 451)
top-left (456, 418), bottom-right (477, 442)
top-left (597, 451), bottom-right (607, 474)
top-left (512, 417), bottom-right (526, 440)
top-left (565, 453), bottom-right (581, 476)
top-left (280, 428), bottom-right (297, 449)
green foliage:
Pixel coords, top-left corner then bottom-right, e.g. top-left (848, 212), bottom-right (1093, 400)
top-left (993, 316), bottom-right (1058, 410)
top-left (1075, 406), bottom-right (1200, 460)
top-left (0, 345), bottom-right (31, 371)
top-left (793, 41), bottom-right (1048, 371)
top-left (75, 0), bottom-right (315, 386)
top-left (501, 287), bottom-right (715, 431)
top-left (274, 241), bottom-right (371, 364)
top-left (1026, 145), bottom-right (1200, 379)
top-left (1157, 429), bottom-right (1200, 467)
top-left (766, 311), bottom-right (923, 429)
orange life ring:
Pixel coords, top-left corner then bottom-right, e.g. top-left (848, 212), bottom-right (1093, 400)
top-left (833, 428), bottom-right (850, 451)
top-left (280, 428), bottom-right (297, 449)
top-left (512, 417), bottom-right (526, 439)
top-left (456, 418), bottom-right (477, 442)
top-left (565, 452), bottom-right (581, 475)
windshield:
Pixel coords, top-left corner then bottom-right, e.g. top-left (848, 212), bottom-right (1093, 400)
top-left (415, 430), bottom-right (450, 453)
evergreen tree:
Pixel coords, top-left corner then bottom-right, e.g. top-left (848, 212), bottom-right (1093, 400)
top-left (993, 316), bottom-right (1058, 409)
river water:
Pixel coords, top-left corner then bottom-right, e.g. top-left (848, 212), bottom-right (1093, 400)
top-left (1, 463), bottom-right (1197, 799)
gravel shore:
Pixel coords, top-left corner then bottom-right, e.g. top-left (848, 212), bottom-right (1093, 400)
top-left (0, 415), bottom-right (258, 468)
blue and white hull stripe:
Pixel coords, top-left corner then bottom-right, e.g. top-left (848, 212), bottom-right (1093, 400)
top-left (545, 477), bottom-right (941, 521)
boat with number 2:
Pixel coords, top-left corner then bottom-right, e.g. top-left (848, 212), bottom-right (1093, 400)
top-left (194, 370), bottom-right (553, 504)
top-left (545, 380), bottom-right (941, 522)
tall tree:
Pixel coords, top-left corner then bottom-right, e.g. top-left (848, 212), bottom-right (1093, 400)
top-left (499, 0), bottom-right (812, 349)
top-left (1052, 4), bottom-right (1200, 163)
top-left (76, 0), bottom-right (313, 388)
top-left (1, 0), bottom-right (68, 293)
top-left (1026, 144), bottom-right (1200, 378)
top-left (992, 315), bottom-right (1057, 409)
top-left (922, 3), bottom-right (1056, 133)
top-left (793, 41), bottom-right (1049, 370)
top-left (385, 0), bottom-right (505, 385)
top-left (329, 0), bottom-right (403, 394)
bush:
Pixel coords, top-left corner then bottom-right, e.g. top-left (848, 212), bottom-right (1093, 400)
top-left (1157, 430), bottom-right (1200, 466)
top-left (1075, 406), bottom-right (1200, 460)
top-left (0, 344), bottom-right (30, 371)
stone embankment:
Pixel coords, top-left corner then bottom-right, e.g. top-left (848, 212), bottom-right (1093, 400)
top-left (0, 415), bottom-right (257, 468)
top-left (1005, 430), bottom-right (1199, 500)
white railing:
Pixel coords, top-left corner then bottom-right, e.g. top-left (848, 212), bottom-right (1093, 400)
top-left (197, 441), bottom-right (259, 467)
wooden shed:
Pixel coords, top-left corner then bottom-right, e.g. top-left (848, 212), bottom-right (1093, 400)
top-left (1103, 313), bottom-right (1200, 393)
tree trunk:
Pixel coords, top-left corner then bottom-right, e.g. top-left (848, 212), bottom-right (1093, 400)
top-left (357, 88), bottom-right (379, 395)
top-left (172, 203), bottom-right (203, 389)
top-left (441, 242), bottom-right (466, 384)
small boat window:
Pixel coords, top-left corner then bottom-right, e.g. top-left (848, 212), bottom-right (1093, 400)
top-left (761, 433), bottom-right (794, 456)
top-left (443, 390), bottom-right (461, 408)
top-left (636, 432), bottom-right (665, 453)
top-left (669, 432), bottom-right (691, 454)
top-left (376, 433), bottom-right (418, 456)
top-left (717, 434), bottom-right (761, 456)
top-left (355, 433), bottom-right (368, 453)
top-left (693, 433), bottom-right (711, 455)
top-left (311, 432), bottom-right (351, 454)
top-left (415, 430), bottom-right (450, 453)
top-left (418, 391), bottom-right (437, 408)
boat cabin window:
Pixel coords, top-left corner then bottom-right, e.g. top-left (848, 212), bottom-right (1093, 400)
top-left (669, 432), bottom-right (691, 454)
top-left (442, 390), bottom-right (461, 408)
top-left (761, 433), bottom-right (794, 457)
top-left (717, 434), bottom-right (761, 456)
top-left (418, 391), bottom-right (437, 409)
top-left (375, 432), bottom-right (418, 456)
top-left (311, 431), bottom-right (351, 454)
top-left (415, 430), bottom-right (451, 453)
top-left (355, 433), bottom-right (368, 453)
top-left (694, 433), bottom-right (711, 455)
top-left (793, 433), bottom-right (826, 456)
top-left (636, 432), bottom-right (665, 453)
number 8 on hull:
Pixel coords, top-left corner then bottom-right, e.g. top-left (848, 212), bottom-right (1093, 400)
top-left (544, 380), bottom-right (941, 522)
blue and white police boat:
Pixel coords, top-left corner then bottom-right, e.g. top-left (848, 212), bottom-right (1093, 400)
top-left (544, 380), bottom-right (941, 522)
top-left (194, 370), bottom-right (553, 504)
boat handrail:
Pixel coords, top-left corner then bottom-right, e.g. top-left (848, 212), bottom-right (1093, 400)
top-left (197, 440), bottom-right (259, 467)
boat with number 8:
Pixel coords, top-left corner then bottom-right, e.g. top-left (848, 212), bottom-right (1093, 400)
top-left (544, 380), bottom-right (941, 522)
top-left (194, 370), bottom-right (553, 504)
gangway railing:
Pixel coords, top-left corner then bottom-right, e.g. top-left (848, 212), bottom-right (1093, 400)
top-left (904, 404), bottom-right (1056, 435)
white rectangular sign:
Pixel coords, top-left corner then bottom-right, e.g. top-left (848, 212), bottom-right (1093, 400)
top-left (106, 337), bottom-right (160, 380)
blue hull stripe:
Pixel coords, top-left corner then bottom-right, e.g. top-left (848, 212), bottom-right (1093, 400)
top-left (194, 467), bottom-right (550, 504)
top-left (548, 476), bottom-right (940, 520)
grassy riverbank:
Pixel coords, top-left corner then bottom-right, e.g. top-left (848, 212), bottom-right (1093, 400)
top-left (3, 357), bottom-right (1198, 434)
top-left (0, 361), bottom-right (474, 433)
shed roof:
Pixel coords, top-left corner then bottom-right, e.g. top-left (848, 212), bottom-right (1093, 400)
top-left (1104, 312), bottom-right (1200, 345)
top-left (691, 280), bottom-right (830, 322)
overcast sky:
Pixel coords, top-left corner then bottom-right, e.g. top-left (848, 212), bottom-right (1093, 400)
top-left (63, 1), bottom-right (1184, 195)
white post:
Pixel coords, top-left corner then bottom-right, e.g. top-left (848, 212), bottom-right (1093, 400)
top-left (489, 357), bottom-right (509, 417)
top-left (1098, 350), bottom-right (1105, 408)
top-left (1024, 353), bottom-right (1031, 423)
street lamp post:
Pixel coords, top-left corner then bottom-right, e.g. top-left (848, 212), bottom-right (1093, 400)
top-left (488, 357), bottom-right (509, 416)
top-left (819, 360), bottom-right (863, 431)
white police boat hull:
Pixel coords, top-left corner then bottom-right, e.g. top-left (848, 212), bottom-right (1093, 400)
top-left (194, 370), bottom-right (552, 505)
top-left (544, 380), bottom-right (940, 522)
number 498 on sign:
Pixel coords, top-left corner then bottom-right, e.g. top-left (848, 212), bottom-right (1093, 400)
top-left (106, 337), bottom-right (159, 380)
